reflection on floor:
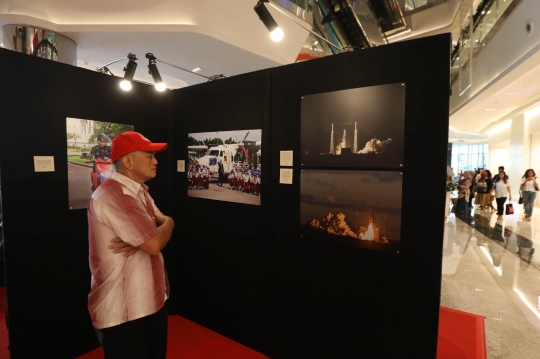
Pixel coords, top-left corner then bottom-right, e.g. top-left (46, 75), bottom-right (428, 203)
top-left (442, 203), bottom-right (540, 359)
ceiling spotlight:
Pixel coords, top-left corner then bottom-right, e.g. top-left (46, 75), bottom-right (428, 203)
top-left (120, 80), bottom-right (132, 91)
top-left (146, 53), bottom-right (166, 91)
top-left (120, 53), bottom-right (137, 91)
top-left (254, 0), bottom-right (283, 42)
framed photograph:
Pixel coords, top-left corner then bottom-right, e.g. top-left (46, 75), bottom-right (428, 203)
top-left (301, 83), bottom-right (405, 169)
top-left (188, 129), bottom-right (261, 206)
top-left (67, 117), bottom-right (134, 210)
top-left (300, 169), bottom-right (402, 253)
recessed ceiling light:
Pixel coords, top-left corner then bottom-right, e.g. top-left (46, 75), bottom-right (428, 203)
top-left (507, 92), bottom-right (518, 95)
top-left (192, 67), bottom-right (202, 73)
top-left (486, 108), bottom-right (496, 111)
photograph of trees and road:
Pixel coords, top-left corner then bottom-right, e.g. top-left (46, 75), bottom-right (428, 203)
top-left (67, 117), bottom-right (133, 210)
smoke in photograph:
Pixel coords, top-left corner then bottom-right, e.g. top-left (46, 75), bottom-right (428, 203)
top-left (300, 170), bottom-right (402, 253)
top-left (301, 83), bottom-right (405, 169)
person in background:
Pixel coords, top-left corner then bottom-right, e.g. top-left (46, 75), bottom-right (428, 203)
top-left (455, 171), bottom-right (472, 214)
top-left (447, 167), bottom-right (455, 182)
top-left (474, 171), bottom-right (492, 209)
top-left (520, 169), bottom-right (539, 221)
top-left (475, 168), bottom-right (483, 181)
top-left (468, 170), bottom-right (477, 210)
top-left (485, 170), bottom-right (496, 211)
top-left (492, 171), bottom-right (512, 220)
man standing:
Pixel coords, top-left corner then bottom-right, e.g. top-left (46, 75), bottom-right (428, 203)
top-left (87, 131), bottom-right (174, 359)
top-left (218, 159), bottom-right (225, 187)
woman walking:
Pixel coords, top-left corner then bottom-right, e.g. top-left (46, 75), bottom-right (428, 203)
top-left (486, 170), bottom-right (496, 211)
top-left (455, 171), bottom-right (473, 214)
top-left (475, 171), bottom-right (492, 209)
top-left (492, 171), bottom-right (512, 220)
top-left (520, 169), bottom-right (539, 221)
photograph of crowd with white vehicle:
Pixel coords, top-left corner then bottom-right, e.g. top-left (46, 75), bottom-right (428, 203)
top-left (187, 129), bottom-right (261, 205)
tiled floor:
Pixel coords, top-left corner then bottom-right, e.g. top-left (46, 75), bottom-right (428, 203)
top-left (442, 201), bottom-right (540, 358)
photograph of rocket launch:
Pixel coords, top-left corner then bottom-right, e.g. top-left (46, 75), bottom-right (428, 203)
top-left (300, 170), bottom-right (402, 253)
top-left (301, 83), bottom-right (405, 169)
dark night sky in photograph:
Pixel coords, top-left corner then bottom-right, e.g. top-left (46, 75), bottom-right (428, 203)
top-left (301, 83), bottom-right (405, 168)
top-left (300, 170), bottom-right (403, 241)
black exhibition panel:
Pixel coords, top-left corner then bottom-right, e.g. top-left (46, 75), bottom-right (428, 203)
top-left (169, 70), bottom-right (273, 353)
top-left (0, 32), bottom-right (450, 359)
top-left (0, 48), bottom-right (172, 358)
top-left (168, 34), bottom-right (450, 358)
top-left (267, 34), bottom-right (450, 358)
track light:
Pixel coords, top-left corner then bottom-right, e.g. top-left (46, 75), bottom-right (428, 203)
top-left (120, 53), bottom-right (138, 91)
top-left (253, 0), bottom-right (343, 52)
top-left (254, 0), bottom-right (283, 42)
top-left (98, 52), bottom-right (225, 92)
top-left (146, 53), bottom-right (166, 91)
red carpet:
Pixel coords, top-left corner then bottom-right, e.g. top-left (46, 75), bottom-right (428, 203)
top-left (0, 286), bottom-right (486, 359)
top-left (437, 307), bottom-right (487, 359)
top-left (0, 287), bottom-right (8, 359)
top-left (77, 315), bottom-right (269, 359)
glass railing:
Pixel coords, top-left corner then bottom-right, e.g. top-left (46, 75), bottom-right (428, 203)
top-left (272, 0), bottom-right (313, 14)
top-left (451, 0), bottom-right (521, 92)
top-left (397, 0), bottom-right (450, 13)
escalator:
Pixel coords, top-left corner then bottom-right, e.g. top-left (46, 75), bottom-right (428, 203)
top-left (367, 0), bottom-right (407, 36)
top-left (290, 0), bottom-right (408, 60)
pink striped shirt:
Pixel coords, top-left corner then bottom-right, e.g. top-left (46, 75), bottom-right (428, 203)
top-left (87, 172), bottom-right (169, 329)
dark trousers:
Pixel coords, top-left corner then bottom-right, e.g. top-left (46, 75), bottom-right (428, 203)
top-left (496, 197), bottom-right (507, 215)
top-left (95, 303), bottom-right (168, 359)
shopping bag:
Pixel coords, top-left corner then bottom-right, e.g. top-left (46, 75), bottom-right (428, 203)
top-left (506, 203), bottom-right (514, 215)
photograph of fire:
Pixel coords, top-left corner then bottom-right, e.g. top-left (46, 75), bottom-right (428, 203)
top-left (300, 169), bottom-right (402, 253)
top-left (301, 83), bottom-right (405, 169)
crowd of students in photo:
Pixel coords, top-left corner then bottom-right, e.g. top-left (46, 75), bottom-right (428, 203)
top-left (228, 167), bottom-right (261, 196)
top-left (187, 161), bottom-right (261, 196)
top-left (449, 165), bottom-right (539, 221)
top-left (187, 163), bottom-right (211, 190)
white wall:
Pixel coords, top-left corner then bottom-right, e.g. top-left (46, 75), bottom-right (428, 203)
top-left (66, 117), bottom-right (95, 146)
top-left (530, 133), bottom-right (540, 205)
top-left (489, 141), bottom-right (510, 174)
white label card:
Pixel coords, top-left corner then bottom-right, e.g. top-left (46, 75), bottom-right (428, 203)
top-left (177, 160), bottom-right (185, 172)
top-left (280, 168), bottom-right (293, 184)
top-left (280, 150), bottom-right (293, 166)
top-left (34, 156), bottom-right (55, 172)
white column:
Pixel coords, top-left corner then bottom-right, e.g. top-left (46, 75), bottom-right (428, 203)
top-left (508, 114), bottom-right (526, 199)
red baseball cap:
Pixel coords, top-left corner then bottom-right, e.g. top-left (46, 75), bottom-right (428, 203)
top-left (111, 131), bottom-right (168, 162)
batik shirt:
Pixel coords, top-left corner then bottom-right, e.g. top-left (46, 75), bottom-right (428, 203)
top-left (87, 172), bottom-right (169, 329)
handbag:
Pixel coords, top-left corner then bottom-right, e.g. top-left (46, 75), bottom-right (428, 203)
top-left (506, 202), bottom-right (514, 215)
top-left (519, 196), bottom-right (523, 204)
top-left (476, 181), bottom-right (488, 193)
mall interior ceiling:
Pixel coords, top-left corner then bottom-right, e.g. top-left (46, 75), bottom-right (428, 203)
top-left (1, 0), bottom-right (539, 142)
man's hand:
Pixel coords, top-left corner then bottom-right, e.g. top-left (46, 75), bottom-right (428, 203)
top-left (155, 214), bottom-right (173, 227)
top-left (109, 237), bottom-right (139, 257)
